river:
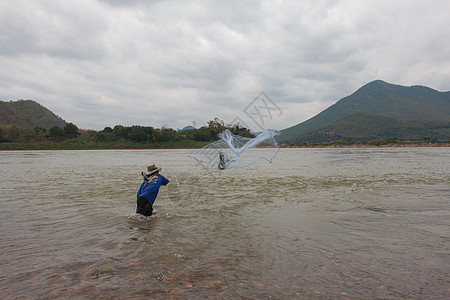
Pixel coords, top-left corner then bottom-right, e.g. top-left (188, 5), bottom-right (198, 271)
top-left (0, 148), bottom-right (449, 299)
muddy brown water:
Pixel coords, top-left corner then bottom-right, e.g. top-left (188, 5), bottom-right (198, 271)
top-left (0, 148), bottom-right (449, 299)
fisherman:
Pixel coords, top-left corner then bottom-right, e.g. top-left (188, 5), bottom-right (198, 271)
top-left (136, 164), bottom-right (169, 216)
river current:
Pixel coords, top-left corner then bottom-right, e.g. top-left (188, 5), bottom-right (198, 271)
top-left (0, 148), bottom-right (449, 299)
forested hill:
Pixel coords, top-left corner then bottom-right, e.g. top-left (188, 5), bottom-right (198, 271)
top-left (0, 100), bottom-right (66, 129)
top-left (280, 80), bottom-right (450, 143)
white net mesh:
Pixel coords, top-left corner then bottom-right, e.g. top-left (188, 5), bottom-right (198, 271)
top-left (190, 129), bottom-right (280, 170)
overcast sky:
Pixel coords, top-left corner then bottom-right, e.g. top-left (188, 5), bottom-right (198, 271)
top-left (1, 0), bottom-right (449, 131)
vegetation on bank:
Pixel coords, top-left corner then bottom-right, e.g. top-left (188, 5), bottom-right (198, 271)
top-left (0, 138), bottom-right (210, 150)
top-left (0, 118), bottom-right (252, 150)
top-left (291, 140), bottom-right (449, 148)
top-left (1, 121), bottom-right (448, 150)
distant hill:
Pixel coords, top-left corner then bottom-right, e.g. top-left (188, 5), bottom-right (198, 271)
top-left (0, 100), bottom-right (66, 129)
top-left (280, 80), bottom-right (450, 143)
top-left (180, 125), bottom-right (195, 131)
top-left (296, 112), bottom-right (449, 143)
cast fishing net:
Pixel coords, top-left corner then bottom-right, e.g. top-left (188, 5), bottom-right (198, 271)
top-left (190, 129), bottom-right (280, 170)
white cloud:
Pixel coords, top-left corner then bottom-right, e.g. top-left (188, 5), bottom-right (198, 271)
top-left (0, 0), bottom-right (449, 130)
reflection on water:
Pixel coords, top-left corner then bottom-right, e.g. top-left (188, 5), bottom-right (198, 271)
top-left (0, 148), bottom-right (449, 298)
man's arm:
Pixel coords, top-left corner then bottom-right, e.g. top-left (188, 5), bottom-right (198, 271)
top-left (160, 174), bottom-right (169, 186)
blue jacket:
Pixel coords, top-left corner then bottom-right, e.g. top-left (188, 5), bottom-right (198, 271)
top-left (137, 174), bottom-right (169, 205)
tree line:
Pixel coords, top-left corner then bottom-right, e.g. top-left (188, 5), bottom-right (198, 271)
top-left (0, 118), bottom-right (253, 145)
top-left (0, 123), bottom-right (79, 143)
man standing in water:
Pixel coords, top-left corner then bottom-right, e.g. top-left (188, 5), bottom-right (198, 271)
top-left (136, 164), bottom-right (169, 216)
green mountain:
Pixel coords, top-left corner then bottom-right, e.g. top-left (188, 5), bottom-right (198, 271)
top-left (280, 80), bottom-right (450, 143)
top-left (0, 100), bottom-right (66, 129)
top-left (297, 112), bottom-right (449, 143)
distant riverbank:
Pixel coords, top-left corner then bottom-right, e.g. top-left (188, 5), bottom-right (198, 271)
top-left (282, 142), bottom-right (450, 148)
top-left (0, 139), bottom-right (210, 150)
top-left (1, 140), bottom-right (449, 150)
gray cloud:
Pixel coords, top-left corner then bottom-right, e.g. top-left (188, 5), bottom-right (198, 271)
top-left (0, 0), bottom-right (449, 130)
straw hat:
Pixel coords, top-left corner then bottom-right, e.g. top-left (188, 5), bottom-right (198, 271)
top-left (146, 164), bottom-right (161, 176)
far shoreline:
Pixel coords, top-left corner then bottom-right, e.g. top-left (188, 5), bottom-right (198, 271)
top-left (1, 142), bottom-right (449, 151)
top-left (281, 142), bottom-right (450, 149)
